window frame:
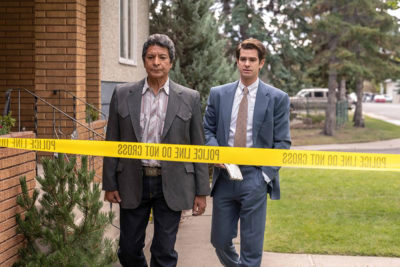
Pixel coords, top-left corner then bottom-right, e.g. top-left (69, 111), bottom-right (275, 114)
top-left (119, 0), bottom-right (137, 66)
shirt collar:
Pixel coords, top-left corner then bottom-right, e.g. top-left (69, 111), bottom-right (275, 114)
top-left (142, 77), bottom-right (170, 95)
top-left (238, 78), bottom-right (259, 96)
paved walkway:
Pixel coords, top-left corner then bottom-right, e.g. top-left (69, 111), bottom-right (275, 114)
top-left (292, 138), bottom-right (400, 153)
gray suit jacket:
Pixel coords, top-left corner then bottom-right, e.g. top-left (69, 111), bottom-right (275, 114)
top-left (103, 79), bottom-right (210, 210)
top-left (203, 80), bottom-right (291, 199)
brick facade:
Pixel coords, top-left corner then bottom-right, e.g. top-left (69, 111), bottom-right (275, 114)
top-left (1, 0), bottom-right (102, 139)
top-left (86, 0), bottom-right (101, 110)
top-left (0, 0), bottom-right (35, 131)
top-left (35, 0), bottom-right (88, 138)
top-left (0, 1), bottom-right (104, 265)
top-left (77, 119), bottom-right (106, 183)
top-left (0, 131), bottom-right (36, 267)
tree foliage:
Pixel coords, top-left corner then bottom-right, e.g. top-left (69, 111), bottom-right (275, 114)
top-left (216, 0), bottom-right (313, 95)
top-left (307, 0), bottom-right (400, 131)
top-left (14, 154), bottom-right (116, 267)
top-left (150, 0), bottom-right (400, 133)
top-left (150, 0), bottom-right (236, 109)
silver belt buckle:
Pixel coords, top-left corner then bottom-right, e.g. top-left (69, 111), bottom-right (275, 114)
top-left (144, 167), bottom-right (160, 176)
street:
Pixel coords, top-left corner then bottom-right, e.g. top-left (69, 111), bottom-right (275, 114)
top-left (362, 102), bottom-right (400, 126)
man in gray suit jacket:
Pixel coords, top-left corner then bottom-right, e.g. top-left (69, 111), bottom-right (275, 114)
top-left (204, 38), bottom-right (291, 266)
top-left (103, 34), bottom-right (210, 267)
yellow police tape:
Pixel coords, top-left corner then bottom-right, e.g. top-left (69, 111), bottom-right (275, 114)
top-left (1, 137), bottom-right (399, 172)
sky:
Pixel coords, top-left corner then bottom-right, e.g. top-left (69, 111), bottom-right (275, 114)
top-left (388, 8), bottom-right (400, 19)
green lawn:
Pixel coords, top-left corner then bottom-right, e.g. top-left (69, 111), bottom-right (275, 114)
top-left (291, 115), bottom-right (400, 146)
top-left (265, 168), bottom-right (400, 256)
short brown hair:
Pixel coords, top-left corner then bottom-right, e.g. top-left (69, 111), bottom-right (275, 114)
top-left (236, 38), bottom-right (266, 61)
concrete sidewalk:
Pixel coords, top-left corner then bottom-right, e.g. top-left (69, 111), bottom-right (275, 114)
top-left (292, 138), bottom-right (400, 153)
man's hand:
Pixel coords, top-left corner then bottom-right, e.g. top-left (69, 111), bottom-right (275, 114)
top-left (192, 195), bottom-right (206, 216)
top-left (215, 164), bottom-right (226, 169)
top-left (104, 190), bottom-right (121, 203)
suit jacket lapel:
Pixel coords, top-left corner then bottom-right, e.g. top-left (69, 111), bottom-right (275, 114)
top-left (253, 81), bottom-right (270, 144)
top-left (221, 82), bottom-right (238, 145)
top-left (127, 79), bottom-right (145, 141)
top-left (162, 80), bottom-right (181, 140)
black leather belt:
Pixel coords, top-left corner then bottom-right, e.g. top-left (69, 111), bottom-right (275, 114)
top-left (143, 166), bottom-right (162, 177)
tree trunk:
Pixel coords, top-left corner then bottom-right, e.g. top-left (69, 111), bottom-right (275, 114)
top-left (339, 77), bottom-right (346, 101)
top-left (240, 23), bottom-right (249, 40)
top-left (222, 0), bottom-right (230, 15)
top-left (324, 68), bottom-right (337, 136)
top-left (324, 36), bottom-right (338, 136)
top-left (354, 77), bottom-right (364, 127)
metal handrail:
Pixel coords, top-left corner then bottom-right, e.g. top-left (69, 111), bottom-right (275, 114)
top-left (53, 89), bottom-right (108, 120)
top-left (3, 89), bottom-right (11, 116)
top-left (5, 88), bottom-right (105, 139)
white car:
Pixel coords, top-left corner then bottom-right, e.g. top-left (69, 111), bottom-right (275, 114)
top-left (347, 92), bottom-right (357, 105)
top-left (384, 95), bottom-right (393, 103)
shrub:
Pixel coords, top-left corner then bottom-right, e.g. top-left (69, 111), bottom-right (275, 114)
top-left (14, 154), bottom-right (117, 266)
top-left (0, 112), bottom-right (16, 135)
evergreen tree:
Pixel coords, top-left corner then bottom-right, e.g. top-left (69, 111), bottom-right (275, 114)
top-left (150, 0), bottom-right (236, 109)
top-left (307, 0), bottom-right (400, 132)
top-left (216, 0), bottom-right (313, 95)
top-left (14, 154), bottom-right (116, 267)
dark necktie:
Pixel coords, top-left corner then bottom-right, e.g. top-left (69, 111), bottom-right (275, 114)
top-left (234, 87), bottom-right (248, 147)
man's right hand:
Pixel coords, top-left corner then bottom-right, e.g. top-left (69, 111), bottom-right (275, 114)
top-left (215, 164), bottom-right (226, 169)
top-left (104, 190), bottom-right (121, 203)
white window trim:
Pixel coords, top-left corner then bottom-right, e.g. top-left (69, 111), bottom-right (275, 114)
top-left (119, 0), bottom-right (137, 66)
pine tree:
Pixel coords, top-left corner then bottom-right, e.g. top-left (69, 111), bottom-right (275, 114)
top-left (216, 0), bottom-right (312, 95)
top-left (307, 0), bottom-right (400, 132)
top-left (150, 0), bottom-right (236, 110)
top-left (14, 154), bottom-right (116, 267)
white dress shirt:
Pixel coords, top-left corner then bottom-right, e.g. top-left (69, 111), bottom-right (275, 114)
top-left (228, 78), bottom-right (271, 184)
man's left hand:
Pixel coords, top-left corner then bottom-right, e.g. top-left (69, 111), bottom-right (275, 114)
top-left (192, 195), bottom-right (207, 216)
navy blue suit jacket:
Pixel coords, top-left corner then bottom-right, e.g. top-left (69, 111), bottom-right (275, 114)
top-left (203, 80), bottom-right (291, 199)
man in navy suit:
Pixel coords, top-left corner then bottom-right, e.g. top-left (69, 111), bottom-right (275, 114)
top-left (203, 38), bottom-right (291, 267)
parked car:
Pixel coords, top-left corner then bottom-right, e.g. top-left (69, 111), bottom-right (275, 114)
top-left (290, 88), bottom-right (328, 110)
top-left (290, 88), bottom-right (353, 110)
top-left (363, 92), bottom-right (373, 102)
top-left (373, 94), bottom-right (386, 103)
top-left (384, 94), bottom-right (393, 103)
top-left (347, 92), bottom-right (357, 106)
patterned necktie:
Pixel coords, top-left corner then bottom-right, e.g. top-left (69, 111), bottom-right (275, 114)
top-left (234, 87), bottom-right (248, 147)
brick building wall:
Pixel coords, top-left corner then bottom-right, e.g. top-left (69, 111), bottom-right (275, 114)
top-left (0, 0), bottom-right (35, 131)
top-left (77, 119), bottom-right (106, 183)
top-left (0, 0), bottom-right (102, 138)
top-left (0, 131), bottom-right (36, 267)
top-left (35, 0), bottom-right (88, 138)
top-left (0, 1), bottom-right (105, 265)
top-left (86, 0), bottom-right (101, 110)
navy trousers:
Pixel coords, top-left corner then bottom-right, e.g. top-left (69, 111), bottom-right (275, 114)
top-left (211, 166), bottom-right (268, 267)
top-left (118, 175), bottom-right (182, 267)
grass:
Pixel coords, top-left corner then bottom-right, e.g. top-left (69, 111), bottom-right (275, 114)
top-left (264, 168), bottom-right (400, 256)
top-left (264, 114), bottom-right (400, 256)
top-left (291, 115), bottom-right (400, 146)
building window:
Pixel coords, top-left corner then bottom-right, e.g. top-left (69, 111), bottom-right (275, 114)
top-left (119, 0), bottom-right (137, 65)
